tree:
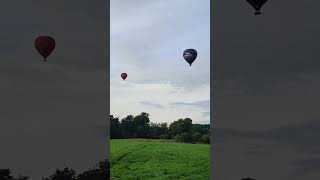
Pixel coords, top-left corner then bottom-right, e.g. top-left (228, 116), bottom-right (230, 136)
top-left (111, 112), bottom-right (210, 142)
top-left (132, 112), bottom-right (150, 138)
top-left (159, 123), bottom-right (169, 138)
top-left (15, 175), bottom-right (29, 180)
top-left (200, 134), bottom-right (210, 144)
top-left (0, 159), bottom-right (110, 180)
top-left (192, 124), bottom-right (210, 135)
top-left (241, 178), bottom-right (255, 180)
top-left (175, 132), bottom-right (193, 143)
top-left (120, 115), bottom-right (135, 138)
top-left (192, 132), bottom-right (202, 142)
top-left (149, 123), bottom-right (159, 139)
top-left (77, 159), bottom-right (109, 180)
top-left (169, 118), bottom-right (193, 137)
top-left (0, 169), bottom-right (13, 180)
top-left (148, 122), bottom-right (168, 139)
top-left (48, 168), bottom-right (76, 180)
top-left (110, 115), bottom-right (121, 139)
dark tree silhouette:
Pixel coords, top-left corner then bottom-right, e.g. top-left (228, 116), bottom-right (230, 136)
top-left (110, 115), bottom-right (121, 138)
top-left (242, 177), bottom-right (256, 180)
top-left (132, 112), bottom-right (150, 138)
top-left (0, 169), bottom-right (13, 180)
top-left (0, 159), bottom-right (110, 180)
top-left (110, 112), bottom-right (210, 144)
top-left (169, 118), bottom-right (193, 137)
top-left (48, 168), bottom-right (76, 180)
top-left (77, 161), bottom-right (109, 180)
top-left (120, 115), bottom-right (135, 138)
top-left (15, 175), bottom-right (29, 180)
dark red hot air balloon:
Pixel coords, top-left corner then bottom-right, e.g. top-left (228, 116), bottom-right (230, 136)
top-left (121, 73), bottom-right (127, 80)
top-left (34, 36), bottom-right (56, 61)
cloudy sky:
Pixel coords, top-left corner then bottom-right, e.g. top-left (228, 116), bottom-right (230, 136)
top-left (0, 1), bottom-right (107, 179)
top-left (110, 0), bottom-right (210, 125)
top-left (213, 0), bottom-right (320, 179)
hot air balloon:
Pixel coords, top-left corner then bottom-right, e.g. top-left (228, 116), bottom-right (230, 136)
top-left (34, 36), bottom-right (56, 61)
top-left (183, 49), bottom-right (197, 66)
top-left (246, 0), bottom-right (268, 15)
top-left (121, 73), bottom-right (127, 80)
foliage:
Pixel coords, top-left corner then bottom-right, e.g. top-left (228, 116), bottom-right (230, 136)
top-left (111, 113), bottom-right (210, 144)
top-left (0, 159), bottom-right (110, 180)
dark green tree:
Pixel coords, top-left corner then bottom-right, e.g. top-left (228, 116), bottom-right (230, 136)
top-left (175, 132), bottom-right (193, 143)
top-left (132, 112), bottom-right (150, 138)
top-left (120, 115), bottom-right (135, 138)
top-left (169, 118), bottom-right (193, 137)
top-left (110, 115), bottom-right (122, 139)
top-left (192, 132), bottom-right (202, 142)
top-left (200, 134), bottom-right (210, 144)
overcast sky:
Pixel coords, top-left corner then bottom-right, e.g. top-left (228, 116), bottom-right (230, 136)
top-left (0, 1), bottom-right (107, 179)
top-left (110, 0), bottom-right (210, 125)
top-left (213, 0), bottom-right (320, 179)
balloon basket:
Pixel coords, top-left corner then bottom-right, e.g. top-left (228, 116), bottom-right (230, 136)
top-left (254, 11), bottom-right (261, 15)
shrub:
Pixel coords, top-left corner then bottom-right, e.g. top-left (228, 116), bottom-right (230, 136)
top-left (200, 134), bottom-right (210, 144)
top-left (159, 134), bottom-right (169, 139)
top-left (175, 133), bottom-right (192, 143)
top-left (192, 132), bottom-right (202, 142)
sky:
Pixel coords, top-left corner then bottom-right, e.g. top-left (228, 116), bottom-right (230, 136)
top-left (0, 0), bottom-right (107, 179)
top-left (110, 0), bottom-right (210, 125)
top-left (212, 0), bottom-right (320, 179)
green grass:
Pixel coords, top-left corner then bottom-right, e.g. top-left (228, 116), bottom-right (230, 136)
top-left (111, 139), bottom-right (210, 180)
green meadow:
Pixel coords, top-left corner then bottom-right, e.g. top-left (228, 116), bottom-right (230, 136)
top-left (111, 139), bottom-right (210, 180)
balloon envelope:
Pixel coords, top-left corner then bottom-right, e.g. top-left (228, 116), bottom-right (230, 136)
top-left (121, 73), bottom-right (127, 80)
top-left (246, 0), bottom-right (268, 15)
top-left (34, 36), bottom-right (56, 61)
top-left (183, 49), bottom-right (197, 66)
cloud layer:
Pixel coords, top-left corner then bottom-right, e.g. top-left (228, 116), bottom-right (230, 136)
top-left (111, 0), bottom-right (210, 124)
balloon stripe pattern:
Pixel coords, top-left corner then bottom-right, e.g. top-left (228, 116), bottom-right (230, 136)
top-left (183, 49), bottom-right (197, 66)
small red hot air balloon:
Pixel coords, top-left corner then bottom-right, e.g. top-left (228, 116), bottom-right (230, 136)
top-left (34, 36), bottom-right (56, 61)
top-left (121, 73), bottom-right (127, 80)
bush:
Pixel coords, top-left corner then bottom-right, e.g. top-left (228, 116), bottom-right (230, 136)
top-left (159, 134), bottom-right (169, 139)
top-left (200, 134), bottom-right (210, 144)
top-left (175, 134), bottom-right (181, 142)
top-left (192, 132), bottom-right (202, 142)
top-left (175, 133), bottom-right (192, 143)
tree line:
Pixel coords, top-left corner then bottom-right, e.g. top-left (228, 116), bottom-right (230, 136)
top-left (110, 112), bottom-right (210, 144)
top-left (0, 159), bottom-right (109, 180)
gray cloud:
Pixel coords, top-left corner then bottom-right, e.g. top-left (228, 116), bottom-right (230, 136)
top-left (171, 100), bottom-right (210, 122)
top-left (171, 100), bottom-right (210, 109)
top-left (171, 100), bottom-right (210, 119)
top-left (139, 101), bottom-right (165, 109)
top-left (201, 111), bottom-right (210, 117)
top-left (290, 157), bottom-right (320, 176)
top-left (110, 0), bottom-right (210, 91)
top-left (110, 0), bottom-right (210, 129)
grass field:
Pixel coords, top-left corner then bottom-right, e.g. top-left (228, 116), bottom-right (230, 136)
top-left (111, 139), bottom-right (210, 180)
